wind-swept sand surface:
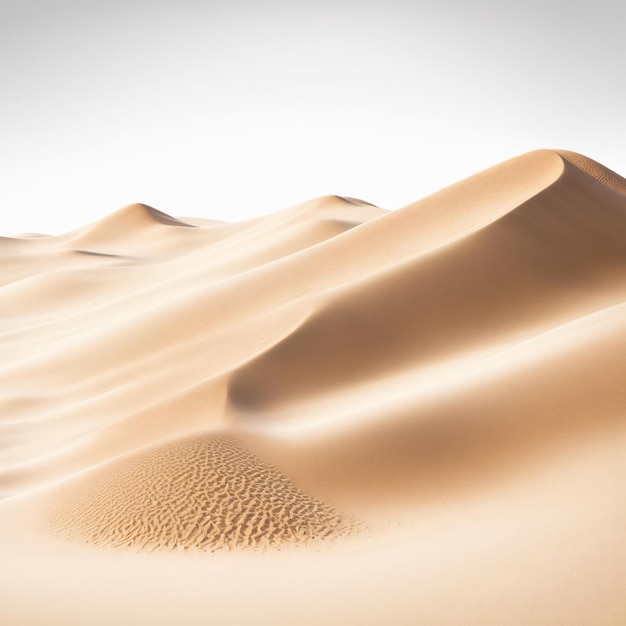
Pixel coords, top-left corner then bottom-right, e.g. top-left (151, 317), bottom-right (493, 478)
top-left (0, 150), bottom-right (624, 624)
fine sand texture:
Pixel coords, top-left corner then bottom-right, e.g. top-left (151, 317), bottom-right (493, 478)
top-left (0, 151), bottom-right (625, 624)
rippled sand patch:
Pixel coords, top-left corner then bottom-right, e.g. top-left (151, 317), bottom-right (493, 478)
top-left (49, 433), bottom-right (353, 551)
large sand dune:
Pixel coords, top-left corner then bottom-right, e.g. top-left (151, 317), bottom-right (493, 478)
top-left (0, 150), bottom-right (624, 624)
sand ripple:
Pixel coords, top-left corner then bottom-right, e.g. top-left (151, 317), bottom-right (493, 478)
top-left (49, 433), bottom-right (352, 551)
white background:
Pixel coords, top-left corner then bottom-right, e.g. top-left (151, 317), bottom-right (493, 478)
top-left (1, 0), bottom-right (624, 234)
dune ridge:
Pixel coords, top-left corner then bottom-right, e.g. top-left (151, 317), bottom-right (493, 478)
top-left (0, 149), bottom-right (624, 624)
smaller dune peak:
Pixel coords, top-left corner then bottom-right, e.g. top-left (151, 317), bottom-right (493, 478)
top-left (289, 195), bottom-right (386, 224)
top-left (65, 203), bottom-right (196, 251)
top-left (334, 195), bottom-right (379, 208)
top-left (111, 203), bottom-right (196, 228)
top-left (310, 195), bottom-right (380, 209)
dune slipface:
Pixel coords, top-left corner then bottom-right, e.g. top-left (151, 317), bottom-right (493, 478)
top-left (0, 151), bottom-right (624, 625)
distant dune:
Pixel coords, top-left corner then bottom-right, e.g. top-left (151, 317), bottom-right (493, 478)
top-left (0, 150), bottom-right (624, 624)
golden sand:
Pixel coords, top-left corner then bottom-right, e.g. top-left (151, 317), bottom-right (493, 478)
top-left (0, 151), bottom-right (624, 624)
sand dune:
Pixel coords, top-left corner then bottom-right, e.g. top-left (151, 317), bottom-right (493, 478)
top-left (0, 150), bottom-right (624, 624)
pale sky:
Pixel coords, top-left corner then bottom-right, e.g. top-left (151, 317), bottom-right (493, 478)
top-left (1, 0), bottom-right (624, 235)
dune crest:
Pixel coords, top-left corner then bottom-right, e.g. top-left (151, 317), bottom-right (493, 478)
top-left (0, 149), bottom-right (624, 624)
top-left (90, 202), bottom-right (196, 229)
top-left (556, 150), bottom-right (626, 194)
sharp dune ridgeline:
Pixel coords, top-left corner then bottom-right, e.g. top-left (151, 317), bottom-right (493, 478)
top-left (0, 150), bottom-right (624, 624)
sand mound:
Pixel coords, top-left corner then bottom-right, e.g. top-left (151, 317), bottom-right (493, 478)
top-left (49, 432), bottom-right (351, 551)
top-left (0, 149), bottom-right (624, 625)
